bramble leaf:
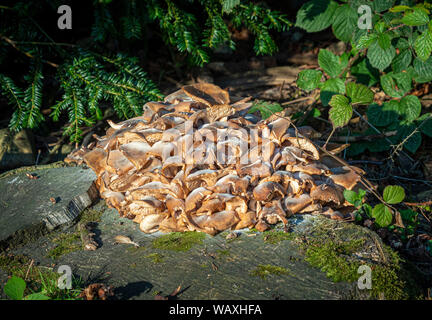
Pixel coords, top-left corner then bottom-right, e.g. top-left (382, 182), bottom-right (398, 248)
top-left (345, 82), bottom-right (374, 104)
top-left (383, 185), bottom-right (405, 204)
top-left (372, 204), bottom-right (393, 227)
top-left (297, 69), bottom-right (322, 91)
top-left (328, 94), bottom-right (352, 128)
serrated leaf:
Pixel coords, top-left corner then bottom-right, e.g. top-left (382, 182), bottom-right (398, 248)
top-left (248, 101), bottom-right (283, 120)
top-left (320, 78), bottom-right (345, 106)
top-left (390, 5), bottom-right (410, 13)
top-left (367, 40), bottom-right (396, 70)
top-left (297, 69), bottom-right (323, 91)
top-left (378, 33), bottom-right (392, 50)
top-left (383, 185), bottom-right (405, 204)
top-left (345, 82), bottom-right (374, 104)
top-left (24, 293), bottom-right (51, 300)
top-left (397, 123), bottom-right (422, 153)
top-left (351, 57), bottom-right (380, 86)
top-left (399, 95), bottom-right (421, 122)
top-left (4, 276), bottom-right (26, 300)
top-left (355, 33), bottom-right (378, 50)
top-left (332, 4), bottom-right (358, 42)
top-left (372, 204), bottom-right (393, 227)
top-left (401, 8), bottom-right (429, 26)
top-left (418, 113), bottom-right (432, 137)
top-left (366, 101), bottom-right (399, 126)
top-left (415, 29), bottom-right (432, 61)
top-left (318, 49), bottom-right (343, 77)
top-left (296, 0), bottom-right (338, 32)
top-left (392, 49), bottom-right (412, 73)
top-left (413, 56), bottom-right (432, 83)
top-left (380, 72), bottom-right (412, 98)
top-left (372, 0), bottom-right (395, 12)
top-left (328, 95), bottom-right (352, 128)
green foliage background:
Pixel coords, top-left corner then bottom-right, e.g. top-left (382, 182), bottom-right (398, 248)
top-left (0, 0), bottom-right (289, 142)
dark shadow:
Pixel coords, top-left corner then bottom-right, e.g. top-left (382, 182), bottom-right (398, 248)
top-left (87, 222), bottom-right (103, 247)
top-left (114, 281), bottom-right (154, 300)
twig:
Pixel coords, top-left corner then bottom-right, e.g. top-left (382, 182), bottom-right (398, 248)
top-left (24, 259), bottom-right (34, 280)
top-left (352, 108), bottom-right (415, 163)
top-left (0, 34), bottom-right (59, 68)
top-left (328, 131), bottom-right (397, 142)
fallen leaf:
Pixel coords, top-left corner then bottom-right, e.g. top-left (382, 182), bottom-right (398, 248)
top-left (114, 235), bottom-right (139, 247)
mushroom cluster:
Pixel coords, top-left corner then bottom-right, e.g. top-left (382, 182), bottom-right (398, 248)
top-left (73, 83), bottom-right (365, 235)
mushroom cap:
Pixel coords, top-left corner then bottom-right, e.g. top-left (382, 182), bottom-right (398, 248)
top-left (182, 83), bottom-right (230, 107)
top-left (310, 183), bottom-right (345, 205)
top-left (284, 194), bottom-right (313, 214)
top-left (253, 181), bottom-right (285, 201)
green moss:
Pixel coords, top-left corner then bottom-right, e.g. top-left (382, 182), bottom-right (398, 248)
top-left (152, 232), bottom-right (206, 252)
top-left (303, 239), bottom-right (364, 283)
top-left (145, 253), bottom-right (164, 263)
top-left (47, 232), bottom-right (81, 260)
top-left (298, 217), bottom-right (422, 299)
top-left (250, 264), bottom-right (293, 279)
top-left (263, 230), bottom-right (296, 244)
top-left (79, 208), bottom-right (104, 224)
top-left (216, 249), bottom-right (230, 257)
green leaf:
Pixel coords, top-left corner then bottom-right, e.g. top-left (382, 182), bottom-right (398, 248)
top-left (328, 95), bottom-right (353, 128)
top-left (413, 56), bottom-right (432, 83)
top-left (343, 188), bottom-right (366, 207)
top-left (351, 57), bottom-right (379, 86)
top-left (4, 276), bottom-right (26, 300)
top-left (332, 4), bottom-right (358, 42)
top-left (367, 40), bottom-right (396, 70)
top-left (366, 101), bottom-right (399, 127)
top-left (318, 49), bottom-right (343, 77)
top-left (418, 113), bottom-right (432, 137)
top-left (401, 8), bottom-right (429, 26)
top-left (392, 49), bottom-right (412, 73)
top-left (398, 123), bottom-right (422, 153)
top-left (399, 95), bottom-right (421, 122)
top-left (372, 204), bottom-right (393, 227)
top-left (355, 33), bottom-right (378, 50)
top-left (390, 5), bottom-right (410, 13)
top-left (345, 82), bottom-right (374, 104)
top-left (415, 29), bottom-right (432, 61)
top-left (383, 185), bottom-right (405, 204)
top-left (378, 33), bottom-right (392, 50)
top-left (297, 69), bottom-right (322, 91)
top-left (372, 0), bottom-right (395, 13)
top-left (319, 78), bottom-right (345, 106)
top-left (24, 293), bottom-right (51, 300)
top-left (248, 101), bottom-right (283, 120)
top-left (380, 72), bottom-right (412, 98)
top-left (296, 0), bottom-right (338, 32)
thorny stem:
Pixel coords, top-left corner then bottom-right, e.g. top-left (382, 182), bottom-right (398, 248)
top-left (0, 34), bottom-right (59, 68)
top-left (389, 113), bottom-right (432, 160)
top-left (352, 108), bottom-right (415, 163)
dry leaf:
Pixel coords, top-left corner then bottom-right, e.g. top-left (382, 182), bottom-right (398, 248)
top-left (49, 197), bottom-right (56, 204)
top-left (79, 283), bottom-right (114, 300)
top-left (154, 285), bottom-right (182, 300)
top-left (26, 173), bottom-right (39, 180)
top-left (114, 235), bottom-right (139, 247)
